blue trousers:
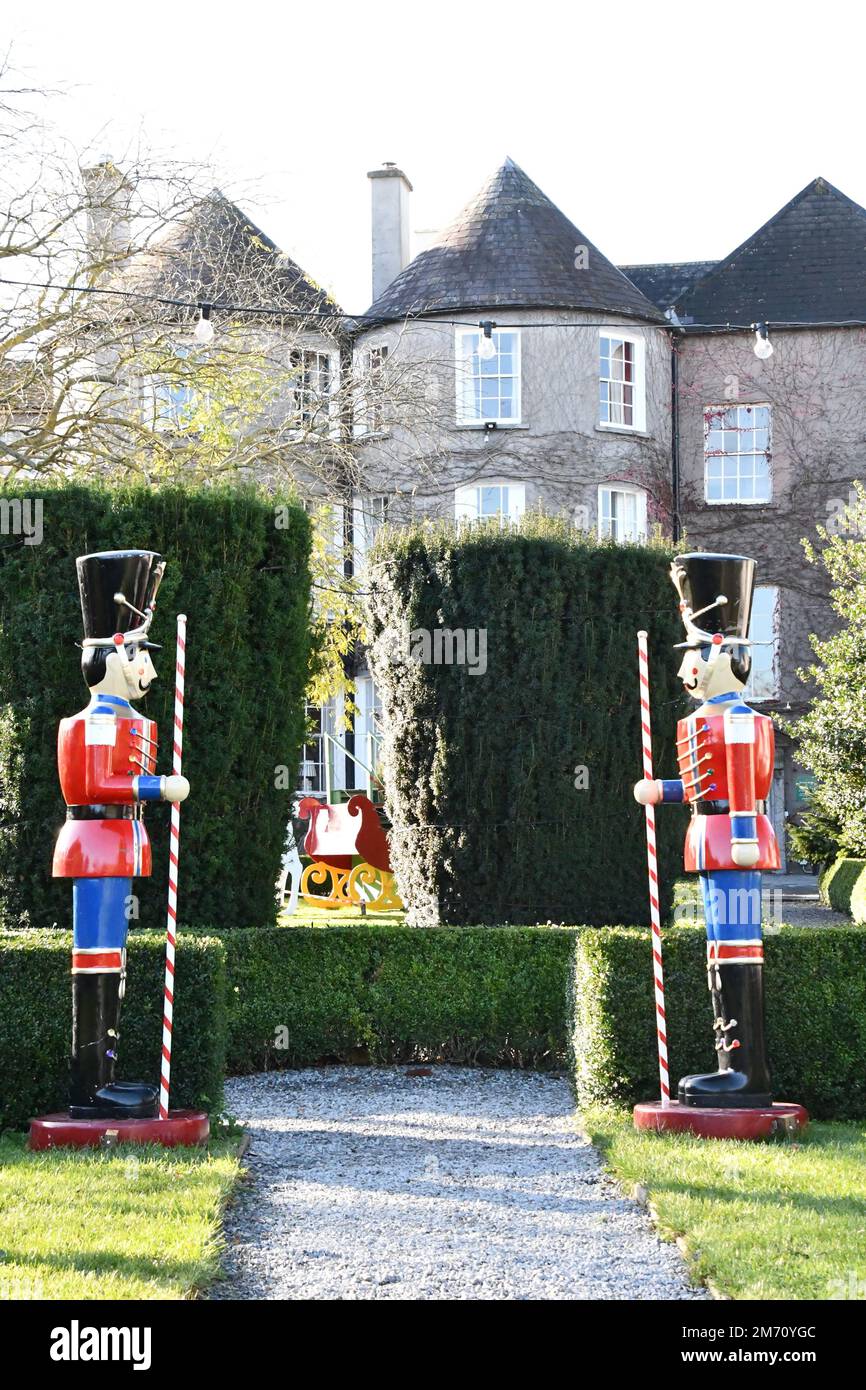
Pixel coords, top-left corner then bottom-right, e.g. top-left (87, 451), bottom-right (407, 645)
top-left (699, 870), bottom-right (763, 943)
top-left (72, 877), bottom-right (132, 952)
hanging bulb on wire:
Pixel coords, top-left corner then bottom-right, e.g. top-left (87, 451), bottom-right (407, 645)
top-left (752, 322), bottom-right (774, 359)
top-left (478, 320), bottom-right (497, 361)
top-left (194, 304), bottom-right (215, 345)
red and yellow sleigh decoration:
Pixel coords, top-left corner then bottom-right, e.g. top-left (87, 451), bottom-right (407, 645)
top-left (297, 794), bottom-right (403, 912)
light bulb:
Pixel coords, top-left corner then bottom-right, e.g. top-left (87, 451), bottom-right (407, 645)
top-left (753, 328), bottom-right (773, 359)
top-left (478, 333), bottom-right (497, 361)
top-left (194, 308), bottom-right (214, 345)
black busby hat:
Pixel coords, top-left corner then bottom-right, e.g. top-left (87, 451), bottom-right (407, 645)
top-left (670, 552), bottom-right (756, 682)
top-left (76, 550), bottom-right (165, 648)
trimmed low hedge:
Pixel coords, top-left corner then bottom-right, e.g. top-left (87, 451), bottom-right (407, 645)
top-left (575, 925), bottom-right (866, 1121)
top-left (820, 858), bottom-right (866, 920)
top-left (4, 921), bottom-right (866, 1130)
top-left (0, 930), bottom-right (226, 1131)
top-left (223, 926), bottom-right (577, 1072)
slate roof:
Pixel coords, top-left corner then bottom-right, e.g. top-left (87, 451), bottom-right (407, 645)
top-left (619, 261), bottom-right (718, 313)
top-left (121, 191), bottom-right (338, 318)
top-left (362, 158), bottom-right (666, 326)
top-left (674, 178), bottom-right (866, 327)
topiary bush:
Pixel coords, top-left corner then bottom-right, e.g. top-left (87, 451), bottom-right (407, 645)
top-left (820, 858), bottom-right (866, 920)
top-left (0, 929), bottom-right (226, 1130)
top-left (574, 924), bottom-right (866, 1120)
top-left (0, 480), bottom-right (311, 930)
top-left (365, 516), bottom-right (685, 925)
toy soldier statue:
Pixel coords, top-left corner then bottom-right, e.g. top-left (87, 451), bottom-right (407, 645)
top-left (634, 553), bottom-right (779, 1108)
top-left (52, 551), bottom-right (190, 1120)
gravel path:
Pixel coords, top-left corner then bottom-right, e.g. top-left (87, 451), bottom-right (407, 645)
top-left (210, 1066), bottom-right (706, 1301)
top-left (776, 902), bottom-right (849, 927)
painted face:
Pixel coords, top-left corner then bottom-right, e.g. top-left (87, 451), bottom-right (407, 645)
top-left (122, 645), bottom-right (157, 699)
top-left (677, 644), bottom-right (744, 702)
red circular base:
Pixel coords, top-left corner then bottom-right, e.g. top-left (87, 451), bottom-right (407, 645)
top-left (633, 1099), bottom-right (808, 1141)
top-left (27, 1109), bottom-right (210, 1151)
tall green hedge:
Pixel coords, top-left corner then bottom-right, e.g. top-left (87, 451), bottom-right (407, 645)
top-left (574, 925), bottom-right (866, 1121)
top-left (0, 930), bottom-right (226, 1130)
top-left (0, 480), bottom-right (311, 930)
top-left (366, 518), bottom-right (685, 925)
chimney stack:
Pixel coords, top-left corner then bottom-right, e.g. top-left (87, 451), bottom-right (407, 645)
top-left (368, 163), bottom-right (412, 304)
top-left (81, 158), bottom-right (133, 263)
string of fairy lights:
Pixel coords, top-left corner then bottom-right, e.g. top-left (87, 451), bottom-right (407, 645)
top-left (0, 272), bottom-right (823, 357)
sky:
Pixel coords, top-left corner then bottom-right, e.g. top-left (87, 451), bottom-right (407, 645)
top-left (9, 1), bottom-right (862, 313)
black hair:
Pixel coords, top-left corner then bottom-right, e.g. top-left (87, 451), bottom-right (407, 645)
top-left (81, 646), bottom-right (110, 688)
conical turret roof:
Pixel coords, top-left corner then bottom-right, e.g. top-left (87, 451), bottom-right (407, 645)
top-left (363, 158), bottom-right (665, 325)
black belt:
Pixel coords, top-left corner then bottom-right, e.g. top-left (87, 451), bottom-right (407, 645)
top-left (66, 806), bottom-right (137, 821)
top-left (692, 800), bottom-right (767, 816)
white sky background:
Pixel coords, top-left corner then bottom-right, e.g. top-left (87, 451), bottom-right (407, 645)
top-left (9, 0), bottom-right (861, 313)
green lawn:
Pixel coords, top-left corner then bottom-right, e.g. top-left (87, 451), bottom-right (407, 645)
top-left (0, 1133), bottom-right (241, 1300)
top-left (280, 903), bottom-right (406, 927)
top-left (585, 1107), bottom-right (866, 1300)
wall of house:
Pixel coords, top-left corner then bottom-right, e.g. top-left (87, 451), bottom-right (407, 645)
top-left (352, 309), bottom-right (673, 534)
top-left (676, 326), bottom-right (866, 837)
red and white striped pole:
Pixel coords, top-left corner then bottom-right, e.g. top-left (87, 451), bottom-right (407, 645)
top-left (159, 613), bottom-right (186, 1121)
top-left (637, 630), bottom-right (670, 1106)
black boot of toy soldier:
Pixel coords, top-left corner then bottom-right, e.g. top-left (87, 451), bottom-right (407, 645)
top-left (70, 972), bottom-right (158, 1119)
top-left (679, 962), bottom-right (773, 1108)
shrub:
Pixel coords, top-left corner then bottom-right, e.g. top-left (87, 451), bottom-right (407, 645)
top-left (0, 930), bottom-right (226, 1130)
top-left (0, 480), bottom-right (311, 930)
top-left (787, 803), bottom-right (844, 873)
top-left (223, 925), bottom-right (577, 1072)
top-left (366, 516), bottom-right (685, 925)
top-left (820, 858), bottom-right (866, 920)
top-left (781, 490), bottom-right (866, 857)
top-left (574, 924), bottom-right (866, 1120)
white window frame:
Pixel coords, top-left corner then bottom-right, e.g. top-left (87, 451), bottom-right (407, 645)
top-left (148, 378), bottom-right (198, 430)
top-left (298, 702), bottom-right (326, 796)
top-left (455, 327), bottom-right (522, 426)
top-left (144, 345), bottom-right (203, 431)
top-left (352, 493), bottom-right (389, 568)
top-left (454, 480), bottom-right (526, 524)
top-left (598, 331), bottom-right (646, 433)
top-left (289, 347), bottom-right (339, 436)
top-left (745, 585), bottom-right (780, 702)
top-left (597, 483), bottom-right (648, 543)
top-left (366, 345), bottom-right (389, 434)
top-left (353, 674), bottom-right (384, 797)
top-left (704, 403), bottom-right (772, 505)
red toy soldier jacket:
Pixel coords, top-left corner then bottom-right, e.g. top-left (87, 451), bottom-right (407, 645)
top-left (675, 700), bottom-right (780, 873)
top-left (53, 693), bottom-right (161, 878)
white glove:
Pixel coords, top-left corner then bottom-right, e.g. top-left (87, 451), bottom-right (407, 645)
top-left (163, 774), bottom-right (190, 803)
top-left (633, 778), bottom-right (661, 806)
top-left (731, 841), bottom-right (760, 868)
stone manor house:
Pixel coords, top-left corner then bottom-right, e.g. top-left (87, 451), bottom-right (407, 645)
top-left (101, 159), bottom-right (866, 867)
